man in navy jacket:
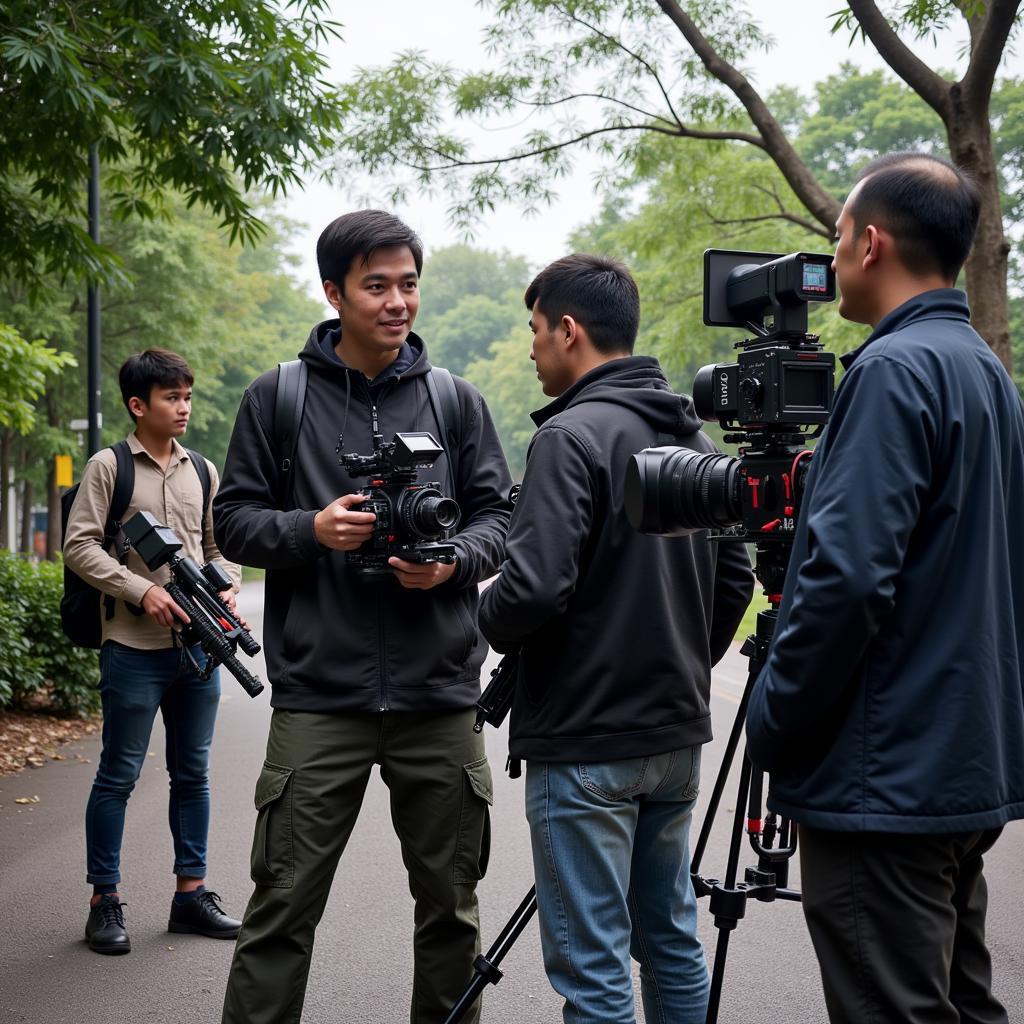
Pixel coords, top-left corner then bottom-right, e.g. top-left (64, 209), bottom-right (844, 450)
top-left (746, 153), bottom-right (1024, 1023)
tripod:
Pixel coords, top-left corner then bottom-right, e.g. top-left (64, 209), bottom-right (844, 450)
top-left (689, 597), bottom-right (801, 1024)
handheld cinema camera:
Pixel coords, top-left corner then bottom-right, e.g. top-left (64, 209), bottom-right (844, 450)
top-left (338, 430), bottom-right (460, 579)
top-left (122, 511), bottom-right (264, 698)
top-left (625, 249), bottom-right (836, 599)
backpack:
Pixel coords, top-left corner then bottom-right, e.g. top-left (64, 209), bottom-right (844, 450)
top-left (60, 442), bottom-right (212, 649)
top-left (273, 360), bottom-right (463, 505)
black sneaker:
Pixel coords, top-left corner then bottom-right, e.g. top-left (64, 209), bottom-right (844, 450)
top-left (86, 895), bottom-right (131, 955)
top-left (167, 890), bottom-right (241, 939)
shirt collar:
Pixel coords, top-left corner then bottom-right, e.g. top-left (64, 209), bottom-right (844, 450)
top-left (126, 432), bottom-right (189, 465)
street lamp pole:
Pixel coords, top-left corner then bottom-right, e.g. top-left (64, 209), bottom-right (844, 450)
top-left (87, 142), bottom-right (102, 456)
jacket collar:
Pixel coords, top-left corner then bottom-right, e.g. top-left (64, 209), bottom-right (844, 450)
top-left (840, 288), bottom-right (971, 370)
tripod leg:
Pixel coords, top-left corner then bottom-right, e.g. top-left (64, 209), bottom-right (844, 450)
top-left (704, 752), bottom-right (755, 1024)
top-left (442, 887), bottom-right (538, 1024)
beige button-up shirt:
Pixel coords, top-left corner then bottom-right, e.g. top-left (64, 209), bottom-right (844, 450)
top-left (63, 433), bottom-right (241, 651)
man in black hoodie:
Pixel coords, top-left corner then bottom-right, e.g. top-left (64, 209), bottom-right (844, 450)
top-left (479, 254), bottom-right (754, 1024)
top-left (214, 210), bottom-right (513, 1024)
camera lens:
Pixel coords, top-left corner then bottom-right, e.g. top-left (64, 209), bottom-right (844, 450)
top-left (400, 487), bottom-right (461, 539)
top-left (692, 364), bottom-right (718, 422)
top-left (624, 447), bottom-right (741, 535)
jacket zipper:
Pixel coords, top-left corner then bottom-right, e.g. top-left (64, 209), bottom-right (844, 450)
top-left (367, 388), bottom-right (391, 712)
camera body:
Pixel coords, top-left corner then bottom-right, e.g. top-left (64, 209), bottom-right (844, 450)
top-left (339, 431), bottom-right (460, 579)
top-left (625, 249), bottom-right (837, 596)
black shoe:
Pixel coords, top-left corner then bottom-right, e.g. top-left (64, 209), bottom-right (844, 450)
top-left (86, 895), bottom-right (131, 955)
top-left (167, 890), bottom-right (241, 939)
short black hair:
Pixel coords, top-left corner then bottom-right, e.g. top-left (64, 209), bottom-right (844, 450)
top-left (524, 254), bottom-right (640, 354)
top-left (119, 349), bottom-right (194, 421)
top-left (850, 152), bottom-right (980, 281)
top-left (316, 209), bottom-right (424, 292)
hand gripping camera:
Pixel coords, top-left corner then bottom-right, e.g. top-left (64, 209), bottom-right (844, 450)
top-left (122, 511), bottom-right (264, 697)
top-left (338, 429), bottom-right (460, 579)
top-left (625, 249), bottom-right (836, 599)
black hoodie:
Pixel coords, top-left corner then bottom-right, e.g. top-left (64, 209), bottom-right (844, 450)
top-left (213, 322), bottom-right (513, 713)
top-left (479, 356), bottom-right (754, 761)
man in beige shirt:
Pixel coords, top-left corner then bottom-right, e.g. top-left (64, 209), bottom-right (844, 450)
top-left (64, 348), bottom-right (243, 956)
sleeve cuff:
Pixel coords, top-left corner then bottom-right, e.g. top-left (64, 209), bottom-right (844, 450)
top-left (294, 509), bottom-right (330, 561)
top-left (121, 575), bottom-right (154, 606)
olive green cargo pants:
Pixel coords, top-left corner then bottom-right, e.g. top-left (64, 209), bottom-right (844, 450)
top-left (221, 707), bottom-right (493, 1024)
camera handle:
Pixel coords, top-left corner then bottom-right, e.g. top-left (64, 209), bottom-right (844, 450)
top-left (689, 606), bottom-right (801, 1024)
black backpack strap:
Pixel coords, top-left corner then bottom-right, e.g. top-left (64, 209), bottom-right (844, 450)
top-left (185, 448), bottom-right (212, 516)
top-left (104, 440), bottom-right (135, 621)
top-left (425, 367), bottom-right (462, 493)
top-left (274, 359), bottom-right (308, 505)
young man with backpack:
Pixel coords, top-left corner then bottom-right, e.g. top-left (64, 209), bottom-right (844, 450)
top-left (63, 348), bottom-right (242, 955)
top-left (214, 210), bottom-right (513, 1024)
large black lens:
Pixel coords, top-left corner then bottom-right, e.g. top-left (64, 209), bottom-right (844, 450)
top-left (400, 487), bottom-right (461, 539)
top-left (624, 447), bottom-right (741, 535)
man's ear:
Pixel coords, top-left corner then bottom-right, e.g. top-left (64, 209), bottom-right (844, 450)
top-left (561, 314), bottom-right (579, 349)
top-left (128, 396), bottom-right (147, 419)
top-left (862, 225), bottom-right (883, 271)
top-left (323, 279), bottom-right (342, 312)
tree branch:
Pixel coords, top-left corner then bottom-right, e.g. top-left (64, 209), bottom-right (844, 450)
top-left (405, 122), bottom-right (765, 173)
top-left (844, 0), bottom-right (952, 120)
top-left (961, 0), bottom-right (1021, 108)
top-left (655, 0), bottom-right (841, 233)
top-left (519, 92), bottom-right (679, 131)
top-left (556, 2), bottom-right (689, 131)
top-left (701, 207), bottom-right (835, 241)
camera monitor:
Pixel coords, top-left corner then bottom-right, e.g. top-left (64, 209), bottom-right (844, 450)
top-left (703, 250), bottom-right (836, 330)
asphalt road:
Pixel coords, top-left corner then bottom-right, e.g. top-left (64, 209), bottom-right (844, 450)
top-left (1, 582), bottom-right (1022, 1023)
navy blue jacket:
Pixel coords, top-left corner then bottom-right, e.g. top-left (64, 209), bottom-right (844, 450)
top-left (746, 290), bottom-right (1024, 833)
top-left (480, 357), bottom-right (754, 761)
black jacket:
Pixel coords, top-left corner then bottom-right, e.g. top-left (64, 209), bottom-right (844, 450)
top-left (746, 290), bottom-right (1024, 833)
top-left (213, 323), bottom-right (513, 713)
top-left (479, 357), bottom-right (754, 761)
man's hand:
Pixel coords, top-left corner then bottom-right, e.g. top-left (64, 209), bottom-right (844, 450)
top-left (219, 589), bottom-right (250, 629)
top-left (142, 585), bottom-right (189, 628)
top-left (388, 557), bottom-right (458, 590)
top-left (314, 494), bottom-right (377, 551)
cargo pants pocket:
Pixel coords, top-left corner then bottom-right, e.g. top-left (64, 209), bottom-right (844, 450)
top-left (250, 761), bottom-right (294, 888)
top-left (454, 756), bottom-right (493, 884)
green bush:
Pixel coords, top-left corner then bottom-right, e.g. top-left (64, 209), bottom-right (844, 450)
top-left (0, 552), bottom-right (100, 716)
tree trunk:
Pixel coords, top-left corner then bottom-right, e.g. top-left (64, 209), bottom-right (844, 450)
top-left (46, 387), bottom-right (61, 560)
top-left (947, 89), bottom-right (1013, 374)
top-left (20, 478), bottom-right (33, 555)
top-left (0, 430), bottom-right (10, 551)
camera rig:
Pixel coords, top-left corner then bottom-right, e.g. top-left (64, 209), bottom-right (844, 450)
top-left (122, 511), bottom-right (263, 698)
top-left (624, 248), bottom-right (838, 1024)
top-left (337, 426), bottom-right (460, 579)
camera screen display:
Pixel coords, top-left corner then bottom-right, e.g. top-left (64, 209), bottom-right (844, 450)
top-left (801, 262), bottom-right (830, 294)
top-left (783, 364), bottom-right (828, 410)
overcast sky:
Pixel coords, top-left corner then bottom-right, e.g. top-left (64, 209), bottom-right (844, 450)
top-left (281, 1), bottom-right (1017, 307)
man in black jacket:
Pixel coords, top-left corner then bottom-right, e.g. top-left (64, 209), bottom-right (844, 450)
top-left (214, 210), bottom-right (513, 1024)
top-left (479, 254), bottom-right (754, 1024)
top-left (746, 154), bottom-right (1024, 1024)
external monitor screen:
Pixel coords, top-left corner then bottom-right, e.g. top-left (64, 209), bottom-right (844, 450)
top-left (802, 262), bottom-right (829, 294)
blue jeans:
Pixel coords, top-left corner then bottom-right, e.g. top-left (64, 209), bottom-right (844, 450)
top-left (525, 747), bottom-right (709, 1024)
top-left (85, 641), bottom-right (221, 886)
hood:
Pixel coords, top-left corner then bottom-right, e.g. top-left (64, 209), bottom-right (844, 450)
top-left (298, 319), bottom-right (433, 379)
top-left (532, 356), bottom-right (704, 437)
